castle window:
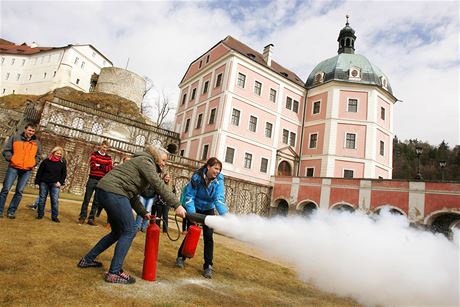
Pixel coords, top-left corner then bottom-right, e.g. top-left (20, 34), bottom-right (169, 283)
top-left (209, 108), bottom-right (216, 124)
top-left (237, 73), bottom-right (246, 88)
top-left (306, 168), bottom-right (314, 177)
top-left (231, 109), bottom-right (240, 126)
top-left (282, 129), bottom-right (289, 144)
top-left (381, 107), bottom-right (386, 120)
top-left (347, 99), bottom-right (358, 112)
top-left (346, 133), bottom-right (356, 149)
top-left (309, 133), bottom-right (318, 149)
top-left (201, 144), bottom-right (209, 161)
top-left (269, 88), bottom-right (277, 102)
top-left (181, 93), bottom-right (187, 105)
top-left (249, 116), bottom-right (257, 132)
top-left (293, 100), bottom-right (299, 113)
top-left (380, 141), bottom-right (385, 156)
top-left (314, 72), bottom-right (324, 83)
top-left (349, 68), bottom-right (361, 80)
top-left (289, 132), bottom-right (296, 147)
top-left (50, 113), bottom-right (64, 125)
top-left (244, 153), bottom-right (252, 169)
top-left (344, 169), bottom-right (354, 178)
top-left (190, 88), bottom-right (196, 100)
top-left (135, 135), bottom-right (146, 146)
top-left (265, 122), bottom-right (273, 138)
top-left (71, 117), bottom-right (84, 129)
top-left (196, 113), bottom-right (203, 129)
top-left (313, 101), bottom-right (321, 114)
top-left (91, 123), bottom-right (103, 135)
top-left (225, 147), bottom-right (235, 164)
top-left (203, 81), bottom-right (209, 94)
top-left (184, 118), bottom-right (190, 133)
top-left (285, 97), bottom-right (292, 110)
top-left (215, 73), bottom-right (222, 87)
top-left (260, 158), bottom-right (268, 173)
top-left (254, 81), bottom-right (262, 96)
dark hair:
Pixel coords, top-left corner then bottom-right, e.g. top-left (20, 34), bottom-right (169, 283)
top-left (204, 157), bottom-right (222, 169)
top-left (101, 140), bottom-right (109, 146)
top-left (24, 122), bottom-right (36, 130)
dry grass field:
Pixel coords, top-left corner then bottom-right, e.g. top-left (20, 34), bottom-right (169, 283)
top-left (0, 192), bottom-right (359, 307)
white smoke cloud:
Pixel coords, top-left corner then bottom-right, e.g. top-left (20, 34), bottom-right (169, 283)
top-left (205, 209), bottom-right (459, 306)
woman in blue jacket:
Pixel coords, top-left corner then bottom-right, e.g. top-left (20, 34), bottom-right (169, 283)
top-left (175, 157), bottom-right (228, 279)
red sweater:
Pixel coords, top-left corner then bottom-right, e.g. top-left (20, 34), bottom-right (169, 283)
top-left (89, 151), bottom-right (112, 179)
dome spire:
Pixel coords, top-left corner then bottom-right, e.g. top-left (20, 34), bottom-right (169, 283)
top-left (337, 15), bottom-right (356, 54)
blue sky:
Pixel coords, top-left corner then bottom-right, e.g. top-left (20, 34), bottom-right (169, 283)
top-left (1, 0), bottom-right (459, 146)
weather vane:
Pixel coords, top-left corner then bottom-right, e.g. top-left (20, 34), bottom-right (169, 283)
top-left (346, 14), bottom-right (350, 25)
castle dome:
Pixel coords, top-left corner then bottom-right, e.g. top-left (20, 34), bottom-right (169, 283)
top-left (305, 17), bottom-right (393, 96)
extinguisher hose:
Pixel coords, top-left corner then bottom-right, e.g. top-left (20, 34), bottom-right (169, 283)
top-left (153, 215), bottom-right (181, 241)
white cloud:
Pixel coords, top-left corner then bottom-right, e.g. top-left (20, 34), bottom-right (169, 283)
top-left (1, 0), bottom-right (458, 145)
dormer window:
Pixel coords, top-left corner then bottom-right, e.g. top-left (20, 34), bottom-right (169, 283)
top-left (247, 53), bottom-right (256, 60)
top-left (380, 76), bottom-right (388, 89)
top-left (314, 72), bottom-right (324, 84)
top-left (349, 67), bottom-right (361, 80)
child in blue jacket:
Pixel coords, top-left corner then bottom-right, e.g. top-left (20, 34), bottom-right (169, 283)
top-left (175, 157), bottom-right (228, 278)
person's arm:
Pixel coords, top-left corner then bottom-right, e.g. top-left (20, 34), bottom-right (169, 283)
top-left (138, 158), bottom-right (186, 217)
top-left (214, 175), bottom-right (228, 215)
top-left (2, 135), bottom-right (14, 161)
top-left (184, 179), bottom-right (198, 214)
top-left (58, 160), bottom-right (67, 186)
top-left (130, 196), bottom-right (149, 217)
top-left (34, 160), bottom-right (45, 185)
top-left (35, 140), bottom-right (42, 166)
top-left (89, 152), bottom-right (99, 172)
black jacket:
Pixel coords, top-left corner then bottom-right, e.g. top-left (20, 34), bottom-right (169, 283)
top-left (34, 158), bottom-right (67, 185)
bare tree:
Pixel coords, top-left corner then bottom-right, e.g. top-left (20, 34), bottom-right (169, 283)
top-left (141, 76), bottom-right (176, 128)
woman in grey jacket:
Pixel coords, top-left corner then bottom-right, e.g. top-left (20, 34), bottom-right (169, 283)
top-left (77, 145), bottom-right (186, 284)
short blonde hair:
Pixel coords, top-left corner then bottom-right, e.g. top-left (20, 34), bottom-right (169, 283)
top-left (50, 146), bottom-right (64, 158)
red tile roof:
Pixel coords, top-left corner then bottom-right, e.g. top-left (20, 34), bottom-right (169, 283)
top-left (222, 36), bottom-right (305, 87)
top-left (0, 39), bottom-right (58, 55)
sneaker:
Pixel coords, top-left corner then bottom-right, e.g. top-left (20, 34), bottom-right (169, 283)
top-left (87, 219), bottom-right (97, 226)
top-left (175, 257), bottom-right (185, 269)
top-left (203, 266), bottom-right (213, 279)
top-left (36, 216), bottom-right (43, 220)
top-left (78, 218), bottom-right (85, 225)
top-left (7, 214), bottom-right (15, 219)
top-left (27, 204), bottom-right (37, 210)
top-left (77, 258), bottom-right (103, 268)
top-left (52, 217), bottom-right (61, 223)
top-left (104, 271), bottom-right (136, 284)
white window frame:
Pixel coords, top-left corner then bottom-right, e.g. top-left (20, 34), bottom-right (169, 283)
top-left (260, 157), bottom-right (269, 173)
top-left (269, 88), bottom-right (277, 103)
top-left (196, 113), bottom-right (203, 129)
top-left (293, 100), bottom-right (299, 113)
top-left (309, 133), bottom-right (318, 149)
top-left (208, 108), bottom-right (216, 124)
top-left (285, 97), bottom-right (292, 110)
top-left (306, 167), bottom-right (315, 177)
top-left (343, 169), bottom-right (354, 178)
top-left (202, 80), bottom-right (209, 94)
top-left (345, 132), bottom-right (357, 149)
top-left (215, 73), bottom-right (222, 88)
top-left (282, 129), bottom-right (289, 144)
top-left (237, 72), bottom-right (246, 88)
top-left (249, 115), bottom-right (257, 132)
top-left (289, 131), bottom-right (296, 147)
top-left (347, 98), bottom-right (358, 113)
top-left (201, 144), bottom-right (209, 161)
top-left (225, 147), bottom-right (235, 164)
top-left (231, 108), bottom-right (241, 126)
top-left (380, 140), bottom-right (385, 156)
top-left (265, 122), bottom-right (273, 138)
top-left (380, 107), bottom-right (386, 120)
top-left (190, 88), bottom-right (196, 100)
top-left (184, 118), bottom-right (190, 133)
top-left (312, 101), bottom-right (321, 114)
top-left (254, 80), bottom-right (262, 96)
top-left (243, 152), bottom-right (252, 169)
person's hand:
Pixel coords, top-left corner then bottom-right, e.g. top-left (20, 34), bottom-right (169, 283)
top-left (55, 182), bottom-right (61, 188)
top-left (175, 205), bottom-right (186, 218)
top-left (144, 212), bottom-right (151, 220)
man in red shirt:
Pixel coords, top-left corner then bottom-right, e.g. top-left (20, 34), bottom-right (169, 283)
top-left (78, 141), bottom-right (112, 225)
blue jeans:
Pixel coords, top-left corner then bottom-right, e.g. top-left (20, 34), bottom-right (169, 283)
top-left (84, 189), bottom-right (137, 274)
top-left (0, 166), bottom-right (32, 216)
top-left (37, 182), bottom-right (60, 218)
top-left (134, 195), bottom-right (156, 231)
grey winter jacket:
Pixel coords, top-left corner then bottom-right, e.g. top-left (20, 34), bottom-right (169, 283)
top-left (97, 148), bottom-right (181, 216)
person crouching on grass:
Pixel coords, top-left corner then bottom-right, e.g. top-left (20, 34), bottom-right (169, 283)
top-left (77, 145), bottom-right (186, 284)
top-left (175, 157), bottom-right (228, 279)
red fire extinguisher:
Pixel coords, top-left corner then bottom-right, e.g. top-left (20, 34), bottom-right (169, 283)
top-left (142, 216), bottom-right (161, 281)
top-left (181, 225), bottom-right (201, 258)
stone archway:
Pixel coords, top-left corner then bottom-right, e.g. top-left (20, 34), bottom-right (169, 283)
top-left (426, 211), bottom-right (460, 238)
top-left (298, 201), bottom-right (318, 217)
top-left (275, 199), bottom-right (289, 216)
top-left (374, 206), bottom-right (405, 216)
top-left (277, 161), bottom-right (292, 176)
top-left (332, 203), bottom-right (355, 213)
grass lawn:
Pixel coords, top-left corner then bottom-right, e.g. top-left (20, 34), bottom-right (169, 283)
top-left (0, 194), bottom-right (359, 306)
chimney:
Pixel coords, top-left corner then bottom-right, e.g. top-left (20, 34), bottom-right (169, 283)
top-left (263, 44), bottom-right (274, 66)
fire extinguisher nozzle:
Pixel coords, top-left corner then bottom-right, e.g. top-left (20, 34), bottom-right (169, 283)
top-left (186, 213), bottom-right (206, 225)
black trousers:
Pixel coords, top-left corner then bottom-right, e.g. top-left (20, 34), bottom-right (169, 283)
top-left (178, 208), bottom-right (215, 269)
top-left (79, 177), bottom-right (100, 220)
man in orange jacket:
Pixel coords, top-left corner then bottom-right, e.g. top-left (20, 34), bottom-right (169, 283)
top-left (0, 123), bottom-right (41, 219)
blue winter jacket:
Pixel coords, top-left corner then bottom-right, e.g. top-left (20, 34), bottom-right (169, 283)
top-left (184, 168), bottom-right (228, 215)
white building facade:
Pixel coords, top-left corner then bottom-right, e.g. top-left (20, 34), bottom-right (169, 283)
top-left (0, 39), bottom-right (112, 96)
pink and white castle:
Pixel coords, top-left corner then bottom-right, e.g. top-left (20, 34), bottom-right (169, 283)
top-left (174, 20), bottom-right (396, 185)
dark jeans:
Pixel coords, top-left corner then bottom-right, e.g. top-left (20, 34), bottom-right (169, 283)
top-left (0, 165), bottom-right (32, 216)
top-left (152, 203), bottom-right (169, 232)
top-left (79, 177), bottom-right (100, 220)
top-left (178, 208), bottom-right (215, 269)
top-left (84, 189), bottom-right (136, 274)
top-left (37, 182), bottom-right (60, 218)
